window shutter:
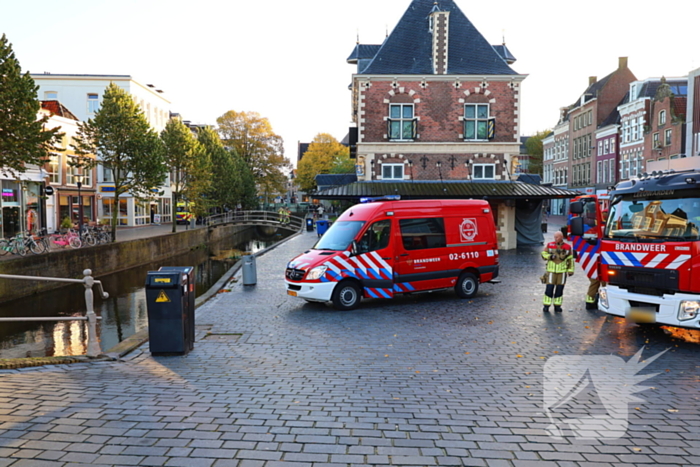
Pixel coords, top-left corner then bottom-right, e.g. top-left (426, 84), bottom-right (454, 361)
top-left (487, 118), bottom-right (496, 140)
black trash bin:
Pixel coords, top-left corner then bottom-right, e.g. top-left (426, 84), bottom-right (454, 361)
top-left (306, 218), bottom-right (314, 231)
top-left (158, 266), bottom-right (195, 352)
top-left (145, 269), bottom-right (193, 355)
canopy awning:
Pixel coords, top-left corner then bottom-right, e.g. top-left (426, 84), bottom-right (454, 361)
top-left (314, 180), bottom-right (580, 201)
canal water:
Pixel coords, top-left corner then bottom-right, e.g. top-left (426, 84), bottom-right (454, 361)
top-left (0, 231), bottom-right (289, 358)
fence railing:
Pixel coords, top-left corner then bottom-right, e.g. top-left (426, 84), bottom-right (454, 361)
top-left (0, 269), bottom-right (109, 358)
top-left (206, 210), bottom-right (304, 232)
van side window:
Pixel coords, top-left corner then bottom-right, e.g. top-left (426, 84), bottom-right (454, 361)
top-left (357, 219), bottom-right (392, 254)
top-left (399, 218), bottom-right (446, 250)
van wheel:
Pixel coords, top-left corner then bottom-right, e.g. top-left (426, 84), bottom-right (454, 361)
top-left (332, 281), bottom-right (362, 310)
top-left (455, 272), bottom-right (479, 298)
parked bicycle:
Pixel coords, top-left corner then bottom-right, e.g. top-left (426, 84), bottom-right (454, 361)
top-left (0, 231), bottom-right (45, 256)
top-left (48, 229), bottom-right (82, 250)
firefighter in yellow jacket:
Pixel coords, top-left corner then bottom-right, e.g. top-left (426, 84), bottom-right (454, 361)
top-left (541, 231), bottom-right (575, 312)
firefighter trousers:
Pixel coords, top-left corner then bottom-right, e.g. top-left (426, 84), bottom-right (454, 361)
top-left (543, 284), bottom-right (565, 310)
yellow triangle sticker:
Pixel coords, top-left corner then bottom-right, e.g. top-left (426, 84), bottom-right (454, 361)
top-left (155, 290), bottom-right (171, 303)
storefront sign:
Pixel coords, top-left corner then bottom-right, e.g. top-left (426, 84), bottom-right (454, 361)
top-left (44, 186), bottom-right (54, 195)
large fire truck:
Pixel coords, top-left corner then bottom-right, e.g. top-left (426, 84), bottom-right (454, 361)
top-left (569, 169), bottom-right (700, 328)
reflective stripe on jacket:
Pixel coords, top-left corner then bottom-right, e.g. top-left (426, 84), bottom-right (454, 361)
top-left (541, 241), bottom-right (574, 274)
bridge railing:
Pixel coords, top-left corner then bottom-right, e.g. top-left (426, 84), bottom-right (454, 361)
top-left (206, 210), bottom-right (304, 231)
top-left (0, 269), bottom-right (108, 358)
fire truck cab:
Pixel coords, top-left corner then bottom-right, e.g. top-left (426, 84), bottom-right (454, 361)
top-left (570, 169), bottom-right (700, 328)
top-left (285, 199), bottom-right (499, 310)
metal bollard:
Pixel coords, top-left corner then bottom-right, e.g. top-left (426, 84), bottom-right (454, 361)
top-left (242, 255), bottom-right (257, 286)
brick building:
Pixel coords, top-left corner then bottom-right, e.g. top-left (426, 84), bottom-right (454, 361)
top-left (617, 77), bottom-right (687, 177)
top-left (326, 0), bottom-right (578, 250)
top-left (565, 58), bottom-right (636, 192)
top-left (348, 0), bottom-right (526, 184)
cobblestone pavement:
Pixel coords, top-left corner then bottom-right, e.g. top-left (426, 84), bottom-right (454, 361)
top-left (1, 229), bottom-right (699, 466)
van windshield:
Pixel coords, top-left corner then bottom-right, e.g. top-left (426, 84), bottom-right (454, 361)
top-left (313, 221), bottom-right (365, 251)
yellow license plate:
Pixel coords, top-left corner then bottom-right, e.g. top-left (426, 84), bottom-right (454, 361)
top-left (287, 290), bottom-right (298, 297)
top-left (626, 307), bottom-right (656, 324)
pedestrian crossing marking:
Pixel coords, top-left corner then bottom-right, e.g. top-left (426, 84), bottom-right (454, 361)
top-left (156, 290), bottom-right (171, 303)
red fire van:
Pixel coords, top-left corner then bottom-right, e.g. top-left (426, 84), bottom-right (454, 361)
top-left (285, 199), bottom-right (499, 310)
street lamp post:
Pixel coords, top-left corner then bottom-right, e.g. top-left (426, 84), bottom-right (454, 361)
top-left (76, 174), bottom-right (84, 236)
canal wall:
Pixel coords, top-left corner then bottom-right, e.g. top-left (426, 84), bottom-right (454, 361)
top-left (0, 224), bottom-right (256, 304)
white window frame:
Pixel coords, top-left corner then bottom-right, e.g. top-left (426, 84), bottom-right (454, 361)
top-left (101, 165), bottom-right (114, 183)
top-left (609, 159), bottom-right (615, 184)
top-left (48, 154), bottom-right (61, 184)
top-left (381, 163), bottom-right (404, 180)
top-left (44, 91), bottom-right (58, 100)
top-left (464, 104), bottom-right (490, 141)
top-left (659, 110), bottom-right (666, 126)
top-left (388, 104), bottom-right (415, 141)
top-left (87, 93), bottom-right (99, 114)
top-left (665, 129), bottom-right (672, 145)
top-left (472, 164), bottom-right (495, 180)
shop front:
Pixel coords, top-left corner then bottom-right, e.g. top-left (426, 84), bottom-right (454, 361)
top-left (98, 184), bottom-right (172, 227)
top-left (0, 180), bottom-right (46, 237)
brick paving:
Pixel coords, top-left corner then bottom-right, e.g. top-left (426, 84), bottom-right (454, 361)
top-left (0, 228), bottom-right (699, 466)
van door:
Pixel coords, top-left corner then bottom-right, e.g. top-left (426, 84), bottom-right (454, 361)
top-left (394, 217), bottom-right (454, 293)
top-left (350, 218), bottom-right (394, 299)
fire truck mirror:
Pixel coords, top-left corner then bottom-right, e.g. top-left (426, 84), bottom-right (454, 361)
top-left (570, 216), bottom-right (584, 236)
top-left (570, 201), bottom-right (583, 214)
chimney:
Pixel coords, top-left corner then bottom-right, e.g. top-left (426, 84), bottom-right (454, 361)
top-left (589, 76), bottom-right (597, 86)
top-left (430, 5), bottom-right (450, 75)
top-left (619, 57), bottom-right (628, 69)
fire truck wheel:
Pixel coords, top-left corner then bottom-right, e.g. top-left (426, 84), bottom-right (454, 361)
top-left (332, 281), bottom-right (362, 311)
top-left (455, 272), bottom-right (479, 299)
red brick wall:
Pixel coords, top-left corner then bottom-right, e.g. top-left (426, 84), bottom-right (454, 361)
top-left (361, 80), bottom-right (517, 143)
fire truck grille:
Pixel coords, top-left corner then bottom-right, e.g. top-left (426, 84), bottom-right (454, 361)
top-left (285, 268), bottom-right (305, 281)
top-left (608, 266), bottom-right (678, 296)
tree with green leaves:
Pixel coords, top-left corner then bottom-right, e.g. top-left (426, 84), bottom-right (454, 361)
top-left (296, 133), bottom-right (352, 192)
top-left (0, 33), bottom-right (61, 176)
top-left (197, 126), bottom-right (240, 210)
top-left (216, 110), bottom-right (289, 203)
top-left (161, 118), bottom-right (211, 232)
top-left (524, 130), bottom-right (551, 176)
top-left (73, 83), bottom-right (166, 242)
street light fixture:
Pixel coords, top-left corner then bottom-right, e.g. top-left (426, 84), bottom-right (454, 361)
top-left (76, 173), bottom-right (84, 236)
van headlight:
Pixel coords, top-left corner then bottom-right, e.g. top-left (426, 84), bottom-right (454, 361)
top-left (678, 301), bottom-right (700, 321)
top-left (599, 287), bottom-right (609, 309)
top-left (305, 266), bottom-right (328, 281)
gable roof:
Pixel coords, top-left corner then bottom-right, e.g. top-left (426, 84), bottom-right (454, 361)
top-left (40, 100), bottom-right (79, 120)
top-left (360, 0), bottom-right (517, 75)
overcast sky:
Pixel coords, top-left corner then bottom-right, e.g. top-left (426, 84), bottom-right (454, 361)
top-left (5, 0), bottom-right (699, 166)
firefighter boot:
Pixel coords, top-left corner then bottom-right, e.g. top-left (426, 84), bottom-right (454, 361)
top-left (585, 295), bottom-right (598, 310)
top-left (553, 295), bottom-right (563, 313)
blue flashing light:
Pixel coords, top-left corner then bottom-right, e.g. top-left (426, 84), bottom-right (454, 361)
top-left (359, 195), bottom-right (401, 203)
